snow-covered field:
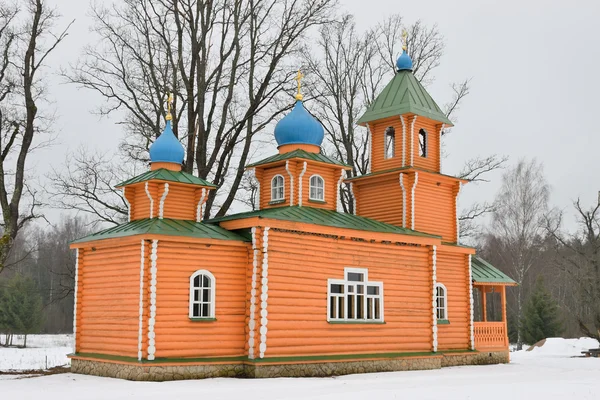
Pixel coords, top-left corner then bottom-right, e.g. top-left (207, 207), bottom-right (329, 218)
top-left (0, 334), bottom-right (72, 372)
top-left (1, 336), bottom-right (599, 400)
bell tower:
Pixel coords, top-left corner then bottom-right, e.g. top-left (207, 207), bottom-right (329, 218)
top-left (348, 33), bottom-right (466, 243)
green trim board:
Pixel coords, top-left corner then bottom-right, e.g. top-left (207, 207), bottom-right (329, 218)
top-left (357, 70), bottom-right (453, 126)
top-left (209, 206), bottom-right (439, 239)
top-left (189, 317), bottom-right (217, 322)
top-left (437, 319), bottom-right (450, 325)
top-left (117, 168), bottom-right (216, 188)
top-left (72, 218), bottom-right (249, 244)
top-left (471, 256), bottom-right (517, 285)
top-left (247, 149), bottom-right (350, 168)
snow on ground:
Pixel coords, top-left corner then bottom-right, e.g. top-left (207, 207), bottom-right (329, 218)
top-left (0, 334), bottom-right (72, 372)
top-left (1, 336), bottom-right (599, 400)
top-left (524, 337), bottom-right (598, 356)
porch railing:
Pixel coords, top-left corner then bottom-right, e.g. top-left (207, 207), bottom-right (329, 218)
top-left (474, 321), bottom-right (507, 349)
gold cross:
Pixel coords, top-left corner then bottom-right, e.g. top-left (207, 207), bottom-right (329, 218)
top-left (402, 29), bottom-right (408, 51)
top-left (166, 92), bottom-right (173, 121)
top-left (295, 70), bottom-right (304, 101)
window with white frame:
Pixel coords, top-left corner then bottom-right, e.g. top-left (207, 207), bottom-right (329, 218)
top-left (384, 126), bottom-right (395, 159)
top-left (309, 175), bottom-right (324, 201)
top-left (328, 268), bottom-right (384, 322)
top-left (418, 128), bottom-right (427, 158)
top-left (189, 270), bottom-right (215, 319)
top-left (271, 174), bottom-right (285, 201)
top-left (435, 283), bottom-right (447, 320)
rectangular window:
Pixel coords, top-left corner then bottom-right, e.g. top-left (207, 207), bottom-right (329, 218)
top-left (328, 268), bottom-right (384, 323)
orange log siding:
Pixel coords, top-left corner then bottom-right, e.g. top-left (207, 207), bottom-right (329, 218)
top-left (77, 241), bottom-right (142, 357)
top-left (436, 249), bottom-right (470, 351)
top-left (414, 174), bottom-right (458, 242)
top-left (298, 163), bottom-right (340, 210)
top-left (153, 240), bottom-right (250, 358)
top-left (131, 182), bottom-right (158, 220)
top-left (354, 173), bottom-right (405, 227)
top-left (161, 184), bottom-right (196, 220)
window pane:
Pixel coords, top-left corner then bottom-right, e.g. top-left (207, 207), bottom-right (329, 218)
top-left (347, 295), bottom-right (355, 319)
top-left (194, 289), bottom-right (199, 302)
top-left (357, 285), bottom-right (364, 294)
top-left (348, 285), bottom-right (354, 293)
top-left (330, 296), bottom-right (336, 318)
top-left (367, 298), bottom-right (373, 319)
top-left (193, 303), bottom-right (200, 317)
top-left (202, 303), bottom-right (210, 317)
top-left (330, 284), bottom-right (343, 294)
top-left (367, 286), bottom-right (379, 295)
top-left (375, 298), bottom-right (380, 319)
top-left (203, 275), bottom-right (210, 287)
top-left (194, 275), bottom-right (200, 287)
top-left (203, 288), bottom-right (210, 302)
top-left (338, 297), bottom-right (345, 319)
top-left (357, 295), bottom-right (364, 319)
top-left (347, 272), bottom-right (364, 282)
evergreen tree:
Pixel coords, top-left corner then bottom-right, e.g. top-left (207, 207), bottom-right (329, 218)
top-left (0, 274), bottom-right (44, 347)
top-left (521, 277), bottom-right (563, 345)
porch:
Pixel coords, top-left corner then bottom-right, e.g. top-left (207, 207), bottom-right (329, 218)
top-left (471, 257), bottom-right (517, 351)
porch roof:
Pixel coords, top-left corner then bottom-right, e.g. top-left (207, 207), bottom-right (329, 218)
top-left (472, 256), bottom-right (517, 285)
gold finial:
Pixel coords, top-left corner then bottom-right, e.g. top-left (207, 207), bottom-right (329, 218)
top-left (402, 29), bottom-right (408, 51)
top-left (166, 92), bottom-right (173, 121)
top-left (295, 70), bottom-right (304, 101)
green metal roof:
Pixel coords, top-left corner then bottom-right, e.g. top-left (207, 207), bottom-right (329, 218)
top-left (357, 71), bottom-right (453, 126)
top-left (247, 149), bottom-right (350, 168)
top-left (209, 206), bottom-right (438, 239)
top-left (72, 218), bottom-right (247, 244)
top-left (471, 256), bottom-right (517, 285)
top-left (117, 168), bottom-right (216, 188)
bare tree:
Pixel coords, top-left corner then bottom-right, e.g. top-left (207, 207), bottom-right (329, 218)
top-left (0, 0), bottom-right (71, 274)
top-left (488, 159), bottom-right (549, 349)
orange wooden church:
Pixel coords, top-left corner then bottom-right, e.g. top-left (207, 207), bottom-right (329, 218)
top-left (69, 42), bottom-right (516, 381)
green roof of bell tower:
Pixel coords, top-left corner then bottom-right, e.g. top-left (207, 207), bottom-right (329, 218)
top-left (357, 70), bottom-right (453, 126)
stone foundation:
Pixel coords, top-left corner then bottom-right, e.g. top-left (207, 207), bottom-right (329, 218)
top-left (71, 350), bottom-right (510, 381)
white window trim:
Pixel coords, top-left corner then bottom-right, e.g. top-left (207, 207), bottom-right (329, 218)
top-left (308, 174), bottom-right (325, 201)
top-left (189, 270), bottom-right (216, 319)
top-left (270, 174), bottom-right (285, 202)
top-left (435, 282), bottom-right (448, 320)
top-left (327, 267), bottom-right (384, 323)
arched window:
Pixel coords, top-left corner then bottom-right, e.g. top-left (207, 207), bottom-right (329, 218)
top-left (271, 174), bottom-right (285, 201)
top-left (418, 128), bottom-right (427, 158)
top-left (435, 283), bottom-right (448, 320)
top-left (384, 126), bottom-right (395, 159)
top-left (189, 270), bottom-right (215, 319)
top-left (309, 175), bottom-right (324, 201)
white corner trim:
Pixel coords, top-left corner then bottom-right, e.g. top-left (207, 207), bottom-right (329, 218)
top-left (256, 170), bottom-right (261, 211)
top-left (196, 188), bottom-right (207, 222)
top-left (298, 162), bottom-right (307, 207)
top-left (432, 245), bottom-right (438, 352)
top-left (400, 116), bottom-right (406, 167)
top-left (456, 182), bottom-right (463, 244)
top-left (366, 123), bottom-right (372, 173)
top-left (410, 115), bottom-right (417, 166)
top-left (350, 182), bottom-right (357, 215)
top-left (138, 240), bottom-right (145, 360)
top-left (72, 249), bottom-right (79, 353)
top-left (248, 227), bottom-right (260, 359)
top-left (438, 123), bottom-right (445, 172)
top-left (145, 182), bottom-right (154, 219)
top-left (336, 170), bottom-right (345, 211)
top-left (147, 240), bottom-right (158, 360)
top-left (468, 254), bottom-right (475, 350)
top-left (285, 160), bottom-right (294, 206)
top-left (399, 173), bottom-right (407, 228)
top-left (259, 227), bottom-right (270, 358)
top-left (158, 183), bottom-right (169, 219)
top-left (123, 187), bottom-right (131, 222)
top-left (411, 172), bottom-right (419, 230)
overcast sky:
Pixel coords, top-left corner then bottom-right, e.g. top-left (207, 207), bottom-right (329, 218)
top-left (36, 0), bottom-right (600, 232)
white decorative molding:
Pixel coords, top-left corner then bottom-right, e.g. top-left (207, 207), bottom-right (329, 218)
top-left (259, 227), bottom-right (270, 358)
top-left (137, 240), bottom-right (145, 360)
top-left (285, 160), bottom-right (294, 206)
top-left (196, 188), bottom-right (207, 222)
top-left (158, 183), bottom-right (169, 219)
top-left (411, 172), bottom-right (419, 230)
top-left (72, 249), bottom-right (79, 353)
top-left (366, 123), bottom-right (372, 173)
top-left (248, 227), bottom-right (260, 359)
top-left (256, 170), bottom-right (261, 211)
top-left (410, 115), bottom-right (417, 165)
top-left (145, 182), bottom-right (154, 219)
top-left (399, 173), bottom-right (407, 228)
top-left (350, 182), bottom-right (357, 215)
top-left (336, 170), bottom-right (345, 211)
top-left (455, 182), bottom-right (463, 244)
top-left (123, 187), bottom-right (131, 222)
top-left (438, 123), bottom-right (445, 172)
top-left (400, 116), bottom-right (406, 166)
top-left (432, 245), bottom-right (438, 352)
top-left (147, 240), bottom-right (158, 360)
top-left (468, 254), bottom-right (475, 350)
top-left (298, 162), bottom-right (307, 207)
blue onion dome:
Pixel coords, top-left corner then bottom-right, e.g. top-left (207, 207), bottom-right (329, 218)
top-left (274, 100), bottom-right (324, 147)
top-left (149, 120), bottom-right (185, 164)
top-left (396, 49), bottom-right (413, 72)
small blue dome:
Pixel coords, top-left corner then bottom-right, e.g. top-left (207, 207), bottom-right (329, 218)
top-left (396, 50), bottom-right (413, 71)
top-left (274, 100), bottom-right (324, 147)
top-left (149, 120), bottom-right (185, 164)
